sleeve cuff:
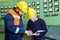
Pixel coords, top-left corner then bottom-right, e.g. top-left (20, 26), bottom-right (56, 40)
top-left (15, 27), bottom-right (19, 33)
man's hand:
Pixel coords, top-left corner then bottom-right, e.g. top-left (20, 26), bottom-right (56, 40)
top-left (25, 30), bottom-right (32, 36)
top-left (28, 30), bottom-right (32, 36)
top-left (25, 30), bottom-right (29, 34)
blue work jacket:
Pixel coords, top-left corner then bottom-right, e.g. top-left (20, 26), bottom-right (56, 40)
top-left (26, 18), bottom-right (48, 40)
top-left (4, 13), bottom-right (25, 40)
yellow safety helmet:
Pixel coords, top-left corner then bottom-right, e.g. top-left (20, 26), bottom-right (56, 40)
top-left (17, 1), bottom-right (28, 13)
top-left (28, 8), bottom-right (36, 19)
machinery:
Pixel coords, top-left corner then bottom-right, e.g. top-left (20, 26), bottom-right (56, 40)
top-left (0, 0), bottom-right (60, 40)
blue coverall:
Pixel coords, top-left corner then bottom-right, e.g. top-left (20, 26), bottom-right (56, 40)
top-left (26, 18), bottom-right (48, 40)
top-left (4, 10), bottom-right (25, 40)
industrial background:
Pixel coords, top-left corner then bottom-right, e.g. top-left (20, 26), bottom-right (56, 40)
top-left (0, 0), bottom-right (60, 40)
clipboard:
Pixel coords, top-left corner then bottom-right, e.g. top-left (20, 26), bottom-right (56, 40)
top-left (31, 30), bottom-right (45, 36)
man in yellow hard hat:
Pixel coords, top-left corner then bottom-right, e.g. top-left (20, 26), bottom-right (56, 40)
top-left (26, 8), bottom-right (48, 40)
top-left (4, 1), bottom-right (29, 40)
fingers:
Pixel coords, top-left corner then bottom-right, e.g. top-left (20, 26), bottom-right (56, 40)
top-left (25, 30), bottom-right (33, 36)
top-left (25, 30), bottom-right (40, 36)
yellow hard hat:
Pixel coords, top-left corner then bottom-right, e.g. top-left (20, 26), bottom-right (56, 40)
top-left (28, 8), bottom-right (36, 19)
top-left (17, 1), bottom-right (28, 13)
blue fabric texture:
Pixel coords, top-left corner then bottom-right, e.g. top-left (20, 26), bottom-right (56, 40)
top-left (26, 18), bottom-right (48, 40)
top-left (4, 13), bottom-right (25, 40)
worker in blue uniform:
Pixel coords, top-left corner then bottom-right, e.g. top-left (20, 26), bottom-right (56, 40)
top-left (26, 8), bottom-right (48, 40)
top-left (4, 1), bottom-right (29, 40)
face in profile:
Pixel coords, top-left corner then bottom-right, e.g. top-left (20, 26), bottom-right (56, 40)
top-left (19, 11), bottom-right (24, 16)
